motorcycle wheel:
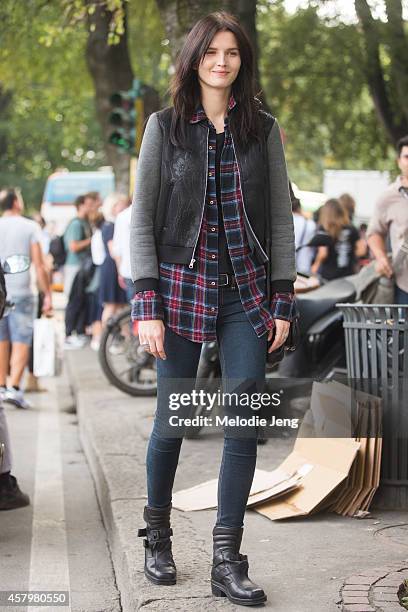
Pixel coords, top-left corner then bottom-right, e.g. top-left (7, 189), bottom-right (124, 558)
top-left (98, 307), bottom-right (157, 397)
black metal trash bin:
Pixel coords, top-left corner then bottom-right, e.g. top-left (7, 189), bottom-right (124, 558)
top-left (337, 304), bottom-right (408, 509)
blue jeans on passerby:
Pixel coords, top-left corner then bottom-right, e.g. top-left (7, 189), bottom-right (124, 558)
top-left (395, 285), bottom-right (408, 305)
top-left (146, 286), bottom-right (268, 528)
top-left (0, 295), bottom-right (35, 345)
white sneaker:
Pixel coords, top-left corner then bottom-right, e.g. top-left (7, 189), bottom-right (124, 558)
top-left (4, 388), bottom-right (32, 410)
top-left (64, 335), bottom-right (88, 350)
top-left (90, 339), bottom-right (100, 351)
top-left (0, 387), bottom-right (7, 402)
top-left (76, 334), bottom-right (89, 345)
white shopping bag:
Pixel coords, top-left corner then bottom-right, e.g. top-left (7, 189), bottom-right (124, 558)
top-left (33, 318), bottom-right (59, 377)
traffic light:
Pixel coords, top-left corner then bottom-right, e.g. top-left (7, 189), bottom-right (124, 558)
top-left (108, 79), bottom-right (145, 154)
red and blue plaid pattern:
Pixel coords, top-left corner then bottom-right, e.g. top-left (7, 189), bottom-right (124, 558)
top-left (131, 98), bottom-right (298, 342)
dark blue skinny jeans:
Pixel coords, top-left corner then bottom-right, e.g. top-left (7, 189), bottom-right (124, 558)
top-left (146, 286), bottom-right (268, 528)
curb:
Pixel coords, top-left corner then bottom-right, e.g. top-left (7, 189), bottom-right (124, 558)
top-left (64, 351), bottom-right (228, 611)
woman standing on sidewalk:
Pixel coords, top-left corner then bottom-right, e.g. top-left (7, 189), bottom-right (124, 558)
top-left (130, 11), bottom-right (297, 606)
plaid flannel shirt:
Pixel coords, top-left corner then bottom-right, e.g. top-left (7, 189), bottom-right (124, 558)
top-left (131, 97), bottom-right (298, 343)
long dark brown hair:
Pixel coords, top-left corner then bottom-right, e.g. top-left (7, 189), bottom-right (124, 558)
top-left (169, 11), bottom-right (262, 149)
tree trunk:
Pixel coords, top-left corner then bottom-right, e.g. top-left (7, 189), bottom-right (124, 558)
top-left (85, 0), bottom-right (133, 193)
top-left (355, 0), bottom-right (408, 144)
top-left (384, 0), bottom-right (408, 126)
top-left (155, 0), bottom-right (265, 103)
top-left (85, 0), bottom-right (160, 193)
top-left (0, 85), bottom-right (12, 157)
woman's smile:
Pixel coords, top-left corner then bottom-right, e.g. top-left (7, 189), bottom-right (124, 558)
top-left (198, 30), bottom-right (241, 90)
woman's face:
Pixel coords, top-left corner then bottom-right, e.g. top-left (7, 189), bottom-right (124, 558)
top-left (198, 30), bottom-right (241, 93)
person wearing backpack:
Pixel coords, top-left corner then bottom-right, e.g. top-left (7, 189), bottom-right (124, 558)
top-left (63, 195), bottom-right (92, 298)
top-left (63, 195), bottom-right (93, 348)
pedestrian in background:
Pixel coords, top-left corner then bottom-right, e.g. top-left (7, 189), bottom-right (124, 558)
top-left (26, 212), bottom-right (54, 392)
top-left (89, 212), bottom-right (106, 351)
top-left (311, 198), bottom-right (365, 280)
top-left (98, 193), bottom-right (128, 327)
top-left (0, 189), bottom-right (52, 409)
top-left (112, 202), bottom-right (134, 302)
top-left (292, 193), bottom-right (316, 276)
top-left (130, 11), bottom-right (297, 605)
top-left (63, 195), bottom-right (93, 348)
top-left (0, 259), bottom-right (30, 510)
top-left (339, 193), bottom-right (356, 223)
top-left (367, 135), bottom-right (408, 304)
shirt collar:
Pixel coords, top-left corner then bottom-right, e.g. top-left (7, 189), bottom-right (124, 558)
top-left (189, 94), bottom-right (237, 124)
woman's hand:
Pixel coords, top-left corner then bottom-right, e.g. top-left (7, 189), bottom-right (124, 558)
top-left (138, 320), bottom-right (167, 360)
top-left (267, 319), bottom-right (290, 353)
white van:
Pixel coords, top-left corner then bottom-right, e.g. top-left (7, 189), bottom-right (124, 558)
top-left (41, 170), bottom-right (115, 233)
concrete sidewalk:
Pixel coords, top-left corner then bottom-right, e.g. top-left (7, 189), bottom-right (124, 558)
top-left (65, 348), bottom-right (408, 612)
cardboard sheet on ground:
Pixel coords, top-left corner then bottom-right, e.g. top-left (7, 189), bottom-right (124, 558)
top-left (253, 436), bottom-right (360, 520)
top-left (297, 381), bottom-right (382, 517)
top-left (172, 467), bottom-right (306, 511)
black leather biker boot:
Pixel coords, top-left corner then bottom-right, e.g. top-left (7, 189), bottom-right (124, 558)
top-left (211, 525), bottom-right (267, 606)
top-left (137, 503), bottom-right (177, 585)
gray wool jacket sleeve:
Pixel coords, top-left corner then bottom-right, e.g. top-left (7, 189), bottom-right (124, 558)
top-left (130, 113), bottom-right (296, 289)
top-left (130, 112), bottom-right (162, 288)
top-left (266, 120), bottom-right (297, 288)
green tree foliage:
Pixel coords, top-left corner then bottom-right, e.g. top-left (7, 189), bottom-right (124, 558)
top-left (0, 1), bottom-right (106, 207)
top-left (0, 0), bottom-right (404, 203)
top-left (257, 0), bottom-right (393, 191)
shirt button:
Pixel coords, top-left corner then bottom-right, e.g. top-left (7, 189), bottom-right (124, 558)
top-left (209, 146), bottom-right (213, 150)
top-left (208, 172), bottom-right (213, 177)
top-left (209, 200), bottom-right (215, 204)
top-left (211, 281), bottom-right (216, 285)
top-left (211, 307), bottom-right (216, 312)
top-left (211, 254), bottom-right (216, 259)
top-left (211, 227), bottom-right (216, 232)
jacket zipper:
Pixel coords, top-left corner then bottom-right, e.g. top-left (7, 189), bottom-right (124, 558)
top-left (189, 128), bottom-right (209, 268)
top-left (230, 133), bottom-right (269, 263)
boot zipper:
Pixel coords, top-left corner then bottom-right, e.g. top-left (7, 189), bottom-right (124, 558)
top-left (189, 128), bottom-right (209, 268)
top-left (230, 133), bottom-right (269, 263)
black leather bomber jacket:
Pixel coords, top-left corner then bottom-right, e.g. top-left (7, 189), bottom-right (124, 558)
top-left (130, 106), bottom-right (296, 294)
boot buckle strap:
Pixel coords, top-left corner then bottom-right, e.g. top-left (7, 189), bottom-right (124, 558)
top-left (150, 529), bottom-right (161, 541)
top-left (138, 526), bottom-right (173, 542)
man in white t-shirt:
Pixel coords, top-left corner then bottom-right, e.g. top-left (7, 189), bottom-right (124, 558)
top-left (112, 205), bottom-right (134, 301)
top-left (0, 189), bottom-right (52, 409)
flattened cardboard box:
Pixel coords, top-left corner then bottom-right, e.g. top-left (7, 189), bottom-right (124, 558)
top-left (172, 467), bottom-right (306, 512)
top-left (253, 436), bottom-right (360, 520)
